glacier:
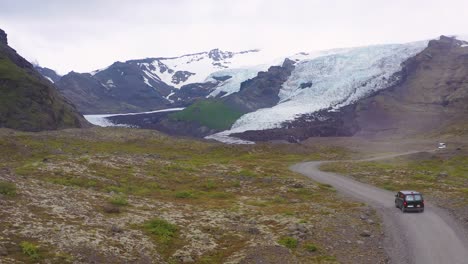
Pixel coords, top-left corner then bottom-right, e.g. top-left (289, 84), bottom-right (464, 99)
top-left (208, 41), bottom-right (428, 143)
top-left (206, 48), bottom-right (354, 98)
top-left (84, 108), bottom-right (185, 127)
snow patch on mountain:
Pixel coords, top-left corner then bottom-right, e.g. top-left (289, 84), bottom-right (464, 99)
top-left (104, 79), bottom-right (116, 88)
top-left (455, 35), bottom-right (468, 42)
top-left (208, 41), bottom-right (428, 142)
top-left (132, 49), bottom-right (276, 89)
top-left (143, 76), bottom-right (153, 87)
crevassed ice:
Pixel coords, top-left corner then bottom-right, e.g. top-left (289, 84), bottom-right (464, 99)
top-left (212, 41), bottom-right (428, 140)
top-left (206, 49), bottom-right (353, 98)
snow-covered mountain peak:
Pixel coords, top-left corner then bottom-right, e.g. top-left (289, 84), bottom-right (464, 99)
top-left (106, 48), bottom-right (268, 89)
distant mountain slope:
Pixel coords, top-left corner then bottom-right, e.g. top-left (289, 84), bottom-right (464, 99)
top-left (0, 29), bottom-right (88, 131)
top-left (104, 58), bottom-right (300, 137)
top-left (34, 66), bottom-right (61, 83)
top-left (56, 61), bottom-right (174, 114)
top-left (46, 48), bottom-right (272, 114)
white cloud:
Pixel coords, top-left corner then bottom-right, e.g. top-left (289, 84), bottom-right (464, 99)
top-left (1, 0), bottom-right (468, 74)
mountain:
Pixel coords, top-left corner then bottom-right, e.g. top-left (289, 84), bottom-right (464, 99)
top-left (106, 58), bottom-right (298, 137)
top-left (48, 49), bottom-right (270, 114)
top-left (107, 36), bottom-right (468, 143)
top-left (99, 41), bottom-right (429, 141)
top-left (0, 28), bottom-right (89, 131)
top-left (228, 36), bottom-right (468, 142)
top-left (34, 65), bottom-right (61, 83)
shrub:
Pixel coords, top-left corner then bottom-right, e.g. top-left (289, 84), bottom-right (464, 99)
top-left (305, 243), bottom-right (318, 252)
top-left (175, 191), bottom-right (193, 199)
top-left (278, 236), bottom-right (298, 249)
top-left (203, 180), bottom-right (216, 190)
top-left (108, 195), bottom-right (128, 206)
top-left (144, 218), bottom-right (178, 244)
top-left (20, 241), bottom-right (40, 260)
top-left (0, 181), bottom-right (16, 196)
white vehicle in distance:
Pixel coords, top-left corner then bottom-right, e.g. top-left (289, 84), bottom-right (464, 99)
top-left (438, 143), bottom-right (447, 149)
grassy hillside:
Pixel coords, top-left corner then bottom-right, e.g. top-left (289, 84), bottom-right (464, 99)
top-left (0, 128), bottom-right (386, 263)
top-left (170, 100), bottom-right (244, 130)
top-left (0, 36), bottom-right (86, 131)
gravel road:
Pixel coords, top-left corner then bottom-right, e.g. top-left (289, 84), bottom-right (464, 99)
top-left (291, 152), bottom-right (468, 264)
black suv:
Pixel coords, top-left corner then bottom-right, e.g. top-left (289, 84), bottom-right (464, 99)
top-left (395, 190), bottom-right (424, 213)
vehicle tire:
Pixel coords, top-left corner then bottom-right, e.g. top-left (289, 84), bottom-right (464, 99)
top-left (420, 209), bottom-right (424, 213)
top-left (395, 202), bottom-right (399, 208)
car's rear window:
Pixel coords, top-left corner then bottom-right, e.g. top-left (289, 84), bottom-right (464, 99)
top-left (405, 194), bottom-right (422, 201)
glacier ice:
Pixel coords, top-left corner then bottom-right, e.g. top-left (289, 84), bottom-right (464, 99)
top-left (209, 41), bottom-right (428, 142)
top-left (84, 108), bottom-right (185, 127)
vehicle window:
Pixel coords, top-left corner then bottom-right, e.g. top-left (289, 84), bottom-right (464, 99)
top-left (405, 195), bottom-right (422, 201)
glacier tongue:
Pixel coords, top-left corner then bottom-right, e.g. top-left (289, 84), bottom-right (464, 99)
top-left (210, 41), bottom-right (428, 142)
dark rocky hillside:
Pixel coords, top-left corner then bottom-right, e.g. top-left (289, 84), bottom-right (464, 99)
top-left (223, 58), bottom-right (296, 112)
top-left (56, 61), bottom-right (175, 114)
top-left (354, 36), bottom-right (468, 137)
top-left (0, 29), bottom-right (89, 131)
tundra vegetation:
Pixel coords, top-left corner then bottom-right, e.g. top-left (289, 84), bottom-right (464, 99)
top-left (0, 127), bottom-right (385, 263)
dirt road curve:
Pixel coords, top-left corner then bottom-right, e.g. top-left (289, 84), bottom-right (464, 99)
top-left (291, 152), bottom-right (468, 264)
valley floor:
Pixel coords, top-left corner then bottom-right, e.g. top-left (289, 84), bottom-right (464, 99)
top-left (0, 128), bottom-right (466, 263)
top-left (0, 128), bottom-right (386, 264)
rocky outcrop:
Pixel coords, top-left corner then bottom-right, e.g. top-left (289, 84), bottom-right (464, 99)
top-left (0, 28), bottom-right (89, 131)
top-left (0, 29), bottom-right (7, 45)
top-left (208, 48), bottom-right (234, 61)
top-left (223, 58), bottom-right (296, 112)
top-left (173, 82), bottom-right (220, 104)
top-left (172, 71), bottom-right (195, 84)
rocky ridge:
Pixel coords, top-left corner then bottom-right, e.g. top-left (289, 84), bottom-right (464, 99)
top-left (0, 28), bottom-right (89, 131)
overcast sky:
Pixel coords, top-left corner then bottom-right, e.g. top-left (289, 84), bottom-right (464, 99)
top-left (1, 0), bottom-right (467, 74)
